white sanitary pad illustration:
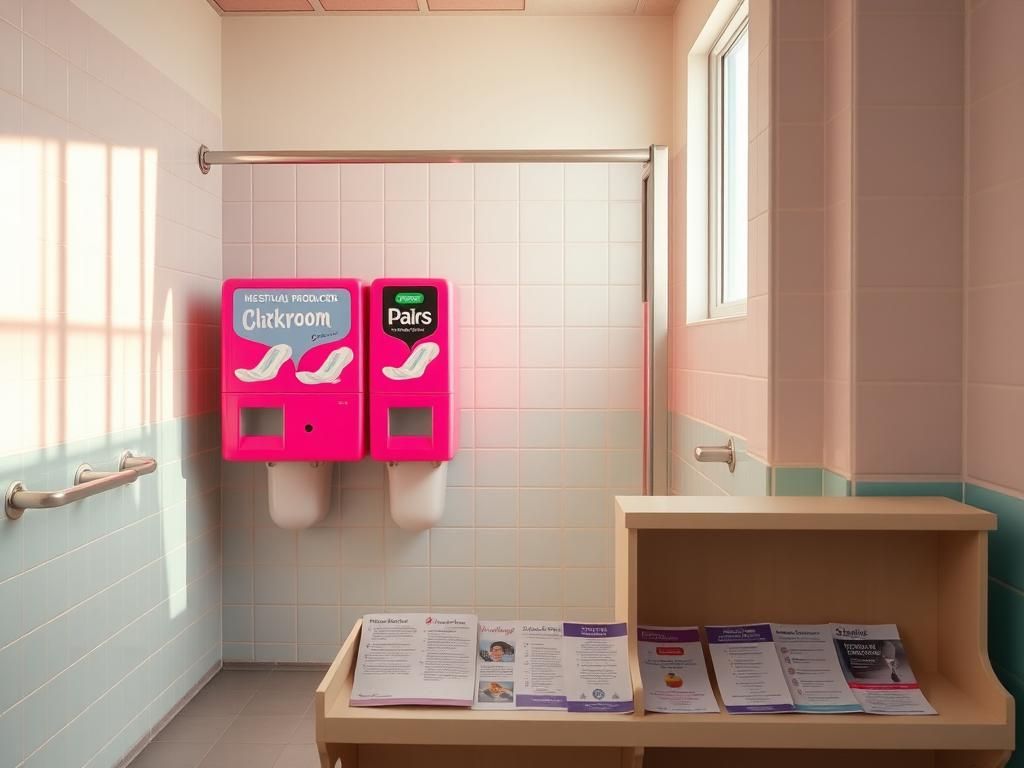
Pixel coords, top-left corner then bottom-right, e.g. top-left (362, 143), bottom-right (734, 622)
top-left (235, 343), bottom-right (292, 382)
top-left (383, 342), bottom-right (440, 381)
top-left (296, 347), bottom-right (354, 385)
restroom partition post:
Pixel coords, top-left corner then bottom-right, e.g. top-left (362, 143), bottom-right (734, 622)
top-left (199, 144), bottom-right (671, 497)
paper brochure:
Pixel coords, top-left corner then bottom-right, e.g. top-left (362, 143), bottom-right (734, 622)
top-left (637, 626), bottom-right (719, 713)
top-left (706, 624), bottom-right (796, 714)
top-left (563, 622), bottom-right (634, 713)
top-left (832, 624), bottom-right (936, 715)
top-left (771, 624), bottom-right (862, 713)
top-left (351, 613), bottom-right (478, 706)
top-left (473, 621), bottom-right (567, 710)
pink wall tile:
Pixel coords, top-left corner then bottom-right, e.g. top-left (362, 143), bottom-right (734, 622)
top-left (856, 11), bottom-right (964, 107)
top-left (776, 293), bottom-right (824, 380)
top-left (776, 123), bottom-right (824, 209)
top-left (776, 0), bottom-right (824, 40)
top-left (823, 287), bottom-right (850, 381)
top-left (856, 107), bottom-right (963, 197)
top-left (965, 383), bottom-right (1024, 494)
top-left (823, 378), bottom-right (851, 475)
top-left (967, 284), bottom-right (1024, 387)
top-left (968, 179), bottom-right (1024, 287)
top-left (778, 41), bottom-right (824, 124)
top-left (856, 197), bottom-right (963, 289)
top-left (252, 164), bottom-right (296, 201)
top-left (968, 0), bottom-right (1024, 101)
top-left (968, 79), bottom-right (1024, 194)
top-left (856, 290), bottom-right (962, 383)
top-left (856, 383), bottom-right (962, 476)
top-left (777, 210), bottom-right (824, 293)
top-left (775, 379), bottom-right (824, 465)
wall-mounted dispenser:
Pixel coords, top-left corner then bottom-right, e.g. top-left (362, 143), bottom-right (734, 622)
top-left (222, 278), bottom-right (365, 529)
top-left (369, 278), bottom-right (457, 531)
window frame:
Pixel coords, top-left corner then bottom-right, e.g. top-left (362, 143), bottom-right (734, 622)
top-left (707, 0), bottom-right (750, 320)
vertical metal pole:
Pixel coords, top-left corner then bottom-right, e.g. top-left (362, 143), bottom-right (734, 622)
top-left (642, 146), bottom-right (670, 496)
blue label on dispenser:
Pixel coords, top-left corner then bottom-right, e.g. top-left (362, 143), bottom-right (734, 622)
top-left (233, 288), bottom-right (351, 362)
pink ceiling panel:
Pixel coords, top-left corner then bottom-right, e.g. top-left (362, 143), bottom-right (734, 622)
top-left (320, 0), bottom-right (420, 9)
top-left (215, 0), bottom-right (315, 10)
top-left (426, 0), bottom-right (525, 9)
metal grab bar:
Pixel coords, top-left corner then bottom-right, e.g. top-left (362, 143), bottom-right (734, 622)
top-left (5, 452), bottom-right (158, 521)
top-left (694, 438), bottom-right (737, 474)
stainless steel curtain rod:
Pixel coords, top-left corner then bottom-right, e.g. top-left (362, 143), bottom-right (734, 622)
top-left (5, 451), bottom-right (158, 520)
top-left (197, 145), bottom-right (653, 174)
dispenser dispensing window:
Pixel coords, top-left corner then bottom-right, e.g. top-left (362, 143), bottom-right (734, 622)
top-left (240, 407), bottom-right (283, 437)
top-left (389, 407), bottom-right (434, 438)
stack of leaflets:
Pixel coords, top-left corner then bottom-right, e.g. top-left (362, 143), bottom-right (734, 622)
top-left (351, 613), bottom-right (634, 713)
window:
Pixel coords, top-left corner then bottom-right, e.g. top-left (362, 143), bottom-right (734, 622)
top-left (708, 2), bottom-right (749, 317)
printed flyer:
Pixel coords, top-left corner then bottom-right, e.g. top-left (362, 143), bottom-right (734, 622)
top-left (637, 626), bottom-right (719, 713)
top-left (706, 623), bottom-right (796, 714)
top-left (351, 613), bottom-right (478, 706)
top-left (832, 624), bottom-right (936, 715)
top-left (474, 622), bottom-right (517, 710)
top-left (473, 621), bottom-right (566, 710)
top-left (771, 624), bottom-right (862, 713)
top-left (563, 622), bottom-right (634, 713)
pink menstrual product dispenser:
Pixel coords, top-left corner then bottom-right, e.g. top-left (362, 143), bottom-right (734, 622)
top-left (221, 278), bottom-right (365, 462)
top-left (369, 278), bottom-right (457, 530)
top-left (369, 278), bottom-right (457, 462)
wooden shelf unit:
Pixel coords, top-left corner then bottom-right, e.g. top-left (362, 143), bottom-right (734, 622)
top-left (313, 496), bottom-right (1014, 768)
top-left (615, 495), bottom-right (1015, 767)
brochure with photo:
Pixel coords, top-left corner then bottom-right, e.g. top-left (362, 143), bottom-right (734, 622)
top-left (473, 621), bottom-right (566, 710)
top-left (831, 624), bottom-right (936, 715)
top-left (637, 626), bottom-right (719, 713)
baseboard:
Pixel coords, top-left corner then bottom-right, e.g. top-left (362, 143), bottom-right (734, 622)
top-left (114, 661), bottom-right (222, 768)
top-left (222, 661), bottom-right (331, 671)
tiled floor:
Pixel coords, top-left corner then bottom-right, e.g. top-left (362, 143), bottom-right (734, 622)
top-left (128, 669), bottom-right (327, 768)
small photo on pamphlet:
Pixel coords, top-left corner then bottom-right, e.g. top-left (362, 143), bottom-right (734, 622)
top-left (836, 638), bottom-right (916, 685)
top-left (479, 639), bottom-right (516, 663)
top-left (478, 680), bottom-right (514, 703)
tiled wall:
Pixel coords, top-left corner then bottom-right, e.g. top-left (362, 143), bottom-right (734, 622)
top-left (964, 1), bottom-right (1024, 762)
top-left (772, 0), bottom-right (825, 469)
top-left (823, 0), bottom-right (852, 480)
top-left (221, 161), bottom-right (644, 662)
top-left (851, 0), bottom-right (964, 483)
top-left (668, 0), bottom-right (772, 494)
top-left (0, 3), bottom-right (222, 767)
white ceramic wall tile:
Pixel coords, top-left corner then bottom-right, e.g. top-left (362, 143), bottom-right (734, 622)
top-left (385, 164), bottom-right (429, 201)
top-left (519, 163), bottom-right (564, 201)
top-left (430, 163), bottom-right (474, 201)
top-left (475, 243), bottom-right (518, 285)
top-left (297, 201), bottom-right (340, 243)
top-left (565, 200), bottom-right (610, 243)
top-left (430, 200), bottom-right (474, 243)
top-left (565, 164), bottom-right (609, 201)
top-left (222, 162), bottom-right (645, 662)
top-left (297, 165), bottom-right (340, 202)
top-left (565, 243), bottom-right (610, 285)
top-left (252, 201), bottom-right (296, 243)
top-left (384, 200), bottom-right (429, 243)
top-left (475, 164), bottom-right (518, 201)
top-left (475, 201), bottom-right (518, 243)
top-left (252, 165), bottom-right (296, 202)
top-left (520, 200), bottom-right (563, 243)
top-left (341, 202), bottom-right (384, 243)
top-left (520, 243), bottom-right (563, 284)
top-left (341, 164), bottom-right (384, 201)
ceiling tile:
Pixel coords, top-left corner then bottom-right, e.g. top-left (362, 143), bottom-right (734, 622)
top-left (215, 0), bottom-right (315, 10)
top-left (427, 0), bottom-right (525, 9)
top-left (320, 0), bottom-right (419, 8)
top-left (636, 0), bottom-right (677, 14)
top-left (523, 0), bottom-right (638, 14)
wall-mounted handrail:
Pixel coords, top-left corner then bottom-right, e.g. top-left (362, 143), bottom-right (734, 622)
top-left (4, 452), bottom-right (159, 521)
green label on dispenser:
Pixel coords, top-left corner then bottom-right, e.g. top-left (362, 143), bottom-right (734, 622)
top-left (395, 292), bottom-right (425, 305)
